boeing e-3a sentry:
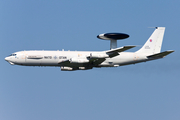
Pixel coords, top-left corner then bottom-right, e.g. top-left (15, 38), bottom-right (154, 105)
top-left (5, 27), bottom-right (174, 71)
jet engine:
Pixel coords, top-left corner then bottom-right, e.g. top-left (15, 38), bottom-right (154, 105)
top-left (79, 67), bottom-right (92, 70)
top-left (61, 66), bottom-right (92, 71)
top-left (90, 53), bottom-right (109, 58)
top-left (70, 57), bottom-right (89, 63)
top-left (61, 66), bottom-right (74, 71)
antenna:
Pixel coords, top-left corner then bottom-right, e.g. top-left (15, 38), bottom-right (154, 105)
top-left (97, 33), bottom-right (129, 49)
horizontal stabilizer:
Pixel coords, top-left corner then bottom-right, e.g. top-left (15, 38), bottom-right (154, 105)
top-left (147, 50), bottom-right (174, 58)
top-left (105, 46), bottom-right (136, 58)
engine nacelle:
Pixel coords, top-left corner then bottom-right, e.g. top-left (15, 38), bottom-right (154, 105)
top-left (61, 66), bottom-right (74, 71)
top-left (61, 66), bottom-right (92, 71)
top-left (90, 53), bottom-right (109, 58)
top-left (79, 67), bottom-right (92, 70)
top-left (70, 57), bottom-right (89, 63)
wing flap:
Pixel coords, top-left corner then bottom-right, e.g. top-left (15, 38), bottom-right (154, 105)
top-left (147, 50), bottom-right (174, 58)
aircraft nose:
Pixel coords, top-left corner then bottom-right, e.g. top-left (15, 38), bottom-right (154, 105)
top-left (5, 56), bottom-right (15, 65)
top-left (5, 57), bottom-right (9, 61)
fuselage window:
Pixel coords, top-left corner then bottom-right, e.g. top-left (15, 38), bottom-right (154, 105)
top-left (9, 54), bottom-right (16, 56)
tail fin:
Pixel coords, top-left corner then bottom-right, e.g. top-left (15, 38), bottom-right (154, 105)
top-left (136, 27), bottom-right (165, 55)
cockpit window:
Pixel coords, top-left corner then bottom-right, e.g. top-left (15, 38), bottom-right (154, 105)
top-left (9, 54), bottom-right (17, 56)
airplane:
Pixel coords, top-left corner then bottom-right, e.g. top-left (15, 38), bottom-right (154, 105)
top-left (5, 27), bottom-right (174, 71)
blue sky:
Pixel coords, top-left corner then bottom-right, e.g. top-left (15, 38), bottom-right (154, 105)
top-left (1, 0), bottom-right (180, 120)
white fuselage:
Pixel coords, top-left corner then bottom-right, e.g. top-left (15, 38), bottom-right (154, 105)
top-left (5, 27), bottom-right (172, 71)
top-left (5, 50), bottom-right (148, 67)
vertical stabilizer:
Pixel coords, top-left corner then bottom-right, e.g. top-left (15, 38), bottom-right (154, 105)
top-left (136, 27), bottom-right (165, 55)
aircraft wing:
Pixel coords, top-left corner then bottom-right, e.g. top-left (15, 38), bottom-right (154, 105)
top-left (58, 58), bottom-right (106, 67)
top-left (105, 46), bottom-right (136, 58)
top-left (58, 46), bottom-right (136, 67)
top-left (147, 50), bottom-right (174, 59)
top-left (89, 58), bottom-right (106, 66)
top-left (58, 60), bottom-right (71, 66)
